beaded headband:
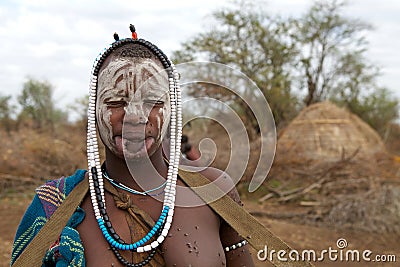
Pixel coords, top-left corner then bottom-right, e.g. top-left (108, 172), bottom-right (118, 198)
top-left (86, 25), bottom-right (182, 265)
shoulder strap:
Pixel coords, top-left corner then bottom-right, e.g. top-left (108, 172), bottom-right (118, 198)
top-left (178, 169), bottom-right (314, 267)
top-left (12, 176), bottom-right (89, 267)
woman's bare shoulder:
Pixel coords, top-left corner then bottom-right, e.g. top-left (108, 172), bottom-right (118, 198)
top-left (198, 167), bottom-right (241, 204)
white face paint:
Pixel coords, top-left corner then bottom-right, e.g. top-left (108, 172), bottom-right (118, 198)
top-left (96, 57), bottom-right (170, 159)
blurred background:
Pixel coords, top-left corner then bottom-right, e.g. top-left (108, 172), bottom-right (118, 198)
top-left (1, 1), bottom-right (399, 266)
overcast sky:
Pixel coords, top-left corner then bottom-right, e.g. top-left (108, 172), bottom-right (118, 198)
top-left (0, 0), bottom-right (399, 119)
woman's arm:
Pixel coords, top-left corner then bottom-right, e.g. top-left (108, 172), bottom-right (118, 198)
top-left (200, 167), bottom-right (255, 267)
top-left (220, 187), bottom-right (255, 267)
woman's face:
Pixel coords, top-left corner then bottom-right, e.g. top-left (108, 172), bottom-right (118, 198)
top-left (96, 57), bottom-right (170, 159)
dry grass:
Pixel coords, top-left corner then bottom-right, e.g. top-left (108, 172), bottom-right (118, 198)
top-left (1, 126), bottom-right (86, 176)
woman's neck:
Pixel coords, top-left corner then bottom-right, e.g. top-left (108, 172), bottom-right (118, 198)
top-left (103, 147), bottom-right (168, 191)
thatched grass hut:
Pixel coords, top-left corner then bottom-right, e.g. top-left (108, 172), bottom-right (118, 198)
top-left (267, 102), bottom-right (400, 234)
top-left (276, 101), bottom-right (386, 164)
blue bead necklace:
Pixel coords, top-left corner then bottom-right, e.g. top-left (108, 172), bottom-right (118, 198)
top-left (92, 167), bottom-right (169, 251)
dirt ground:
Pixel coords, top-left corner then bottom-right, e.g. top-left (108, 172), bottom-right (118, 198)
top-left (1, 191), bottom-right (398, 267)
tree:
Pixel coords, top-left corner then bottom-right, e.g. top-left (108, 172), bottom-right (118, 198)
top-left (292, 0), bottom-right (399, 135)
top-left (0, 94), bottom-right (14, 134)
top-left (17, 78), bottom-right (67, 130)
top-left (333, 87), bottom-right (399, 138)
top-left (67, 95), bottom-right (88, 128)
top-left (292, 0), bottom-right (373, 106)
top-left (173, 0), bottom-right (399, 135)
top-left (172, 1), bottom-right (299, 129)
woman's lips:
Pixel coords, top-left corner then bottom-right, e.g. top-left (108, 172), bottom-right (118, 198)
top-left (114, 135), bottom-right (155, 156)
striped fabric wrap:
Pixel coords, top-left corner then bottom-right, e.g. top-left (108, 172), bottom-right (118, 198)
top-left (10, 170), bottom-right (87, 267)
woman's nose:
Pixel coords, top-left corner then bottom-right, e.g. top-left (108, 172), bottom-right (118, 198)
top-left (124, 103), bottom-right (148, 124)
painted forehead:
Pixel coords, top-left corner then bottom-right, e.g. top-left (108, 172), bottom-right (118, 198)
top-left (97, 43), bottom-right (168, 95)
top-left (97, 58), bottom-right (168, 96)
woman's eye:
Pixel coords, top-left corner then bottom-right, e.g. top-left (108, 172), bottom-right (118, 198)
top-left (106, 101), bottom-right (126, 108)
top-left (144, 100), bottom-right (164, 106)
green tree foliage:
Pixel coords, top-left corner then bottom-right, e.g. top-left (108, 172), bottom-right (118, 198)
top-left (0, 94), bottom-right (14, 134)
top-left (173, 0), bottom-right (399, 136)
top-left (172, 1), bottom-right (299, 129)
top-left (17, 78), bottom-right (67, 130)
top-left (292, 0), bottom-right (373, 106)
top-left (67, 95), bottom-right (88, 128)
top-left (293, 0), bottom-right (399, 134)
top-left (333, 87), bottom-right (399, 138)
